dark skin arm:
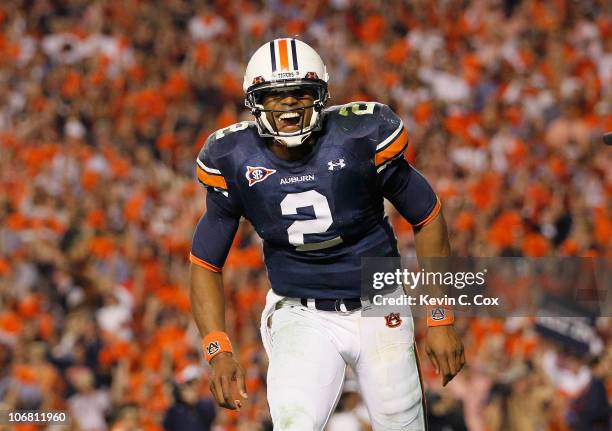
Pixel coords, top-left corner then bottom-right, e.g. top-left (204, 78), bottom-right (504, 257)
top-left (413, 210), bottom-right (466, 386)
top-left (190, 264), bottom-right (247, 410)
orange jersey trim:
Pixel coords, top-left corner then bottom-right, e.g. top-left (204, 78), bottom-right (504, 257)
top-left (278, 39), bottom-right (289, 70)
top-left (196, 166), bottom-right (228, 190)
top-left (190, 253), bottom-right (222, 273)
top-left (413, 197), bottom-right (441, 228)
top-left (375, 128), bottom-right (409, 167)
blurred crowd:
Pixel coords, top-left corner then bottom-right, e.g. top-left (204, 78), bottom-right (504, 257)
top-left (0, 0), bottom-right (610, 430)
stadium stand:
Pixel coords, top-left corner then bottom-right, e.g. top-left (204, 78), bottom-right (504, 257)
top-left (0, 0), bottom-right (609, 430)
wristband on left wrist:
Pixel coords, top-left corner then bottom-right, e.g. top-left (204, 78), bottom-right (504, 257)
top-left (202, 331), bottom-right (233, 363)
top-left (426, 306), bottom-right (454, 327)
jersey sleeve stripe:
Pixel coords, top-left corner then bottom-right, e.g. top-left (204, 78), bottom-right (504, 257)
top-left (197, 166), bottom-right (228, 189)
top-left (197, 159), bottom-right (222, 175)
top-left (376, 120), bottom-right (404, 151)
top-left (412, 197), bottom-right (441, 228)
top-left (375, 128), bottom-right (409, 167)
top-left (189, 253), bottom-right (222, 272)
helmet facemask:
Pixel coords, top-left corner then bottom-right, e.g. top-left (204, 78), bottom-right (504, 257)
top-left (245, 80), bottom-right (329, 147)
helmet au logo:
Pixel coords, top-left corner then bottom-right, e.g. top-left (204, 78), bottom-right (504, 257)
top-left (384, 312), bottom-right (402, 328)
top-left (246, 166), bottom-right (276, 187)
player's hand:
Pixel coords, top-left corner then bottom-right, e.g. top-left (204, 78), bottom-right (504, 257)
top-left (209, 352), bottom-right (248, 410)
top-left (425, 325), bottom-right (465, 386)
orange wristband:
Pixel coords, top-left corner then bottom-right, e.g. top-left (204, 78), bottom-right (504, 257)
top-left (202, 331), bottom-right (233, 363)
top-left (426, 306), bottom-right (455, 327)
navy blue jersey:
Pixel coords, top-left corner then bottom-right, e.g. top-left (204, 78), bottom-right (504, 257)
top-left (191, 102), bottom-right (440, 299)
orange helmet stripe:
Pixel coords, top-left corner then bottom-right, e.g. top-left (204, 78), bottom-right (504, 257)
top-left (278, 39), bottom-right (289, 70)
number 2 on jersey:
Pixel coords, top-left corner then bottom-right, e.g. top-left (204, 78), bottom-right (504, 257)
top-left (338, 102), bottom-right (376, 116)
top-left (280, 190), bottom-right (343, 251)
top-left (214, 121), bottom-right (249, 140)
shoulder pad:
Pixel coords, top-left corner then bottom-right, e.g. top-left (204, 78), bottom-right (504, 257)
top-left (324, 102), bottom-right (408, 169)
top-left (195, 121), bottom-right (257, 191)
top-left (324, 102), bottom-right (398, 134)
top-left (324, 101), bottom-right (382, 126)
top-left (198, 121), bottom-right (257, 160)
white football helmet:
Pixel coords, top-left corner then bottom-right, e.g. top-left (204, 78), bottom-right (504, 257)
top-left (243, 38), bottom-right (330, 147)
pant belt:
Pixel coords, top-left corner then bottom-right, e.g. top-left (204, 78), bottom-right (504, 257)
top-left (300, 298), bottom-right (362, 312)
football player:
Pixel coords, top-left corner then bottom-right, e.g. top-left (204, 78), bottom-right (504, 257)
top-left (190, 38), bottom-right (465, 430)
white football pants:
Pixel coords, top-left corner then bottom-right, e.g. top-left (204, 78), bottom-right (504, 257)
top-left (260, 291), bottom-right (426, 431)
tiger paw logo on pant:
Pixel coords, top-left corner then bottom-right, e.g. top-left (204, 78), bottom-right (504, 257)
top-left (384, 312), bottom-right (402, 328)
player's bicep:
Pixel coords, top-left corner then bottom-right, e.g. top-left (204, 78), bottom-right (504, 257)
top-left (190, 191), bottom-right (241, 272)
top-left (414, 209), bottom-right (450, 256)
top-left (380, 159), bottom-right (441, 227)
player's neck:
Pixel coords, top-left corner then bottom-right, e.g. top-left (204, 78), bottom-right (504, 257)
top-left (268, 138), bottom-right (314, 161)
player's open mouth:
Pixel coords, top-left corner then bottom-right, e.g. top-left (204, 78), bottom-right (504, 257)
top-left (276, 111), bottom-right (302, 131)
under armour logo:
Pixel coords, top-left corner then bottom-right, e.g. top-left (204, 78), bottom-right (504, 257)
top-left (327, 159), bottom-right (345, 171)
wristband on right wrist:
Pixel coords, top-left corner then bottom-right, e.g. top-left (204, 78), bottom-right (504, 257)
top-left (203, 331), bottom-right (233, 363)
top-left (426, 306), bottom-right (455, 327)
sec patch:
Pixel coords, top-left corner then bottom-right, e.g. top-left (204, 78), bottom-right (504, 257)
top-left (246, 166), bottom-right (276, 187)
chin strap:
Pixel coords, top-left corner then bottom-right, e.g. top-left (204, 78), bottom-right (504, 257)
top-left (276, 133), bottom-right (311, 147)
